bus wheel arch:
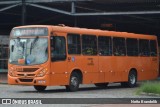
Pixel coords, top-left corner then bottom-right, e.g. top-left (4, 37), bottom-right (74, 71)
top-left (130, 68), bottom-right (138, 78)
top-left (121, 68), bottom-right (137, 88)
top-left (66, 69), bottom-right (83, 92)
top-left (128, 68), bottom-right (137, 87)
top-left (71, 69), bottom-right (83, 84)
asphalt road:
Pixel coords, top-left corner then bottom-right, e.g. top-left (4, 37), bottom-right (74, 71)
top-left (0, 82), bottom-right (160, 107)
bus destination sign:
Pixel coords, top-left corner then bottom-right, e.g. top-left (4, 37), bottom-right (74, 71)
top-left (11, 27), bottom-right (48, 37)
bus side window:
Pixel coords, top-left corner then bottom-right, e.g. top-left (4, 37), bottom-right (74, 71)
top-left (51, 36), bottom-right (66, 61)
top-left (98, 36), bottom-right (112, 56)
top-left (150, 40), bottom-right (157, 56)
top-left (82, 35), bottom-right (97, 55)
top-left (67, 34), bottom-right (81, 54)
top-left (126, 38), bottom-right (138, 56)
top-left (113, 37), bottom-right (126, 56)
top-left (139, 39), bottom-right (150, 56)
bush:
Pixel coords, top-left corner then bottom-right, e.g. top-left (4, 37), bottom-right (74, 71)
top-left (137, 81), bottom-right (160, 95)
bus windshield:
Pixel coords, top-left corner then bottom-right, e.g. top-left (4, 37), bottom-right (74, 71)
top-left (9, 37), bottom-right (48, 65)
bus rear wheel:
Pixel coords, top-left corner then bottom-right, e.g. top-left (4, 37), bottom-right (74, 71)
top-left (34, 85), bottom-right (46, 91)
top-left (121, 70), bottom-right (137, 88)
top-left (94, 83), bottom-right (108, 88)
top-left (66, 72), bottom-right (80, 92)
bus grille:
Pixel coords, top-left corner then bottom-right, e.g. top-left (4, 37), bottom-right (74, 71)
top-left (17, 74), bottom-right (35, 77)
top-left (19, 79), bottom-right (33, 82)
top-left (16, 68), bottom-right (39, 72)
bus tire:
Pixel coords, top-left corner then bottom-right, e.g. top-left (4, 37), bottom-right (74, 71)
top-left (128, 70), bottom-right (137, 88)
top-left (66, 72), bottom-right (80, 92)
top-left (94, 83), bottom-right (108, 88)
top-left (34, 85), bottom-right (46, 91)
top-left (121, 70), bottom-right (137, 88)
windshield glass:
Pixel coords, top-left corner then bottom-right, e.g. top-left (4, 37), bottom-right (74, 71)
top-left (9, 38), bottom-right (48, 65)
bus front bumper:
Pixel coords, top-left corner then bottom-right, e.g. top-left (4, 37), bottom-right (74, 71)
top-left (8, 74), bottom-right (50, 86)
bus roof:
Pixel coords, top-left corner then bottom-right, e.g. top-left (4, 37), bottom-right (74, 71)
top-left (13, 25), bottom-right (157, 40)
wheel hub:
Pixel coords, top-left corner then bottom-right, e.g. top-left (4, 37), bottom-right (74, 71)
top-left (130, 74), bottom-right (136, 84)
top-left (71, 77), bottom-right (78, 87)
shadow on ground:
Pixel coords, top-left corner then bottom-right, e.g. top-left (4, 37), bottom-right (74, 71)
top-left (15, 83), bottom-right (140, 94)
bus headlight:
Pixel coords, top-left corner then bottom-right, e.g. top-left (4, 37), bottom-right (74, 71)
top-left (8, 67), bottom-right (15, 76)
top-left (36, 68), bottom-right (48, 77)
top-left (8, 70), bottom-right (14, 76)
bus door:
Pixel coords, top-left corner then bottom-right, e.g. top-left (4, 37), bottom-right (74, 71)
top-left (50, 32), bottom-right (69, 85)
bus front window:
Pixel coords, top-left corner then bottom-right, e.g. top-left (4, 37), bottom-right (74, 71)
top-left (9, 38), bottom-right (48, 65)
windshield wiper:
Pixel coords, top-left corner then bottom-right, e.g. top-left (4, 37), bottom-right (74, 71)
top-left (30, 36), bottom-right (39, 54)
top-left (14, 37), bottom-right (21, 46)
top-left (13, 37), bottom-right (24, 51)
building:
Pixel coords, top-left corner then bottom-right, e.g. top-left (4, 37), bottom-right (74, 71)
top-left (0, 0), bottom-right (160, 76)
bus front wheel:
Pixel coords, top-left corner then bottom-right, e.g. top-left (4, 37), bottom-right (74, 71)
top-left (34, 85), bottom-right (46, 91)
top-left (66, 72), bottom-right (80, 92)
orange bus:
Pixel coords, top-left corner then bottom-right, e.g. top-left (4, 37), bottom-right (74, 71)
top-left (8, 25), bottom-right (159, 91)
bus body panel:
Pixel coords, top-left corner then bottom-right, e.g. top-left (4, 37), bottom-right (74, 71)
top-left (82, 56), bottom-right (99, 84)
top-left (98, 56), bottom-right (109, 83)
top-left (50, 61), bottom-right (69, 86)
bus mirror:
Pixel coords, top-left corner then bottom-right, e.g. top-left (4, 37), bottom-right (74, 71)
top-left (11, 45), bottom-right (14, 52)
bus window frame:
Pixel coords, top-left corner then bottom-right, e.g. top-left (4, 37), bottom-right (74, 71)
top-left (139, 39), bottom-right (150, 57)
top-left (82, 34), bottom-right (98, 56)
top-left (126, 38), bottom-right (139, 57)
top-left (98, 36), bottom-right (112, 56)
top-left (50, 36), bottom-right (67, 62)
top-left (67, 33), bottom-right (81, 55)
top-left (113, 37), bottom-right (126, 56)
top-left (149, 40), bottom-right (158, 57)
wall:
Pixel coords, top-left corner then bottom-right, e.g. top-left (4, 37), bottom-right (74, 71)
top-left (0, 35), bottom-right (9, 73)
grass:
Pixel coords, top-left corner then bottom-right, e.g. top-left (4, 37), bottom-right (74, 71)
top-left (137, 81), bottom-right (160, 95)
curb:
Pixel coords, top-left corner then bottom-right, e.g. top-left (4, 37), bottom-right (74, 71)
top-left (0, 80), bottom-right (8, 84)
top-left (140, 92), bottom-right (160, 96)
top-left (0, 72), bottom-right (7, 84)
top-left (0, 81), bottom-right (7, 84)
top-left (0, 82), bottom-right (7, 84)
